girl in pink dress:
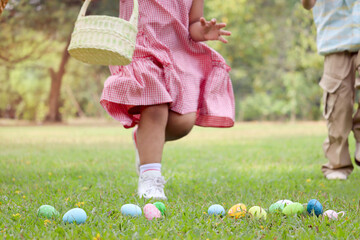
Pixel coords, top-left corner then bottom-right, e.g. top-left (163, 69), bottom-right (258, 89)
top-left (100, 0), bottom-right (235, 200)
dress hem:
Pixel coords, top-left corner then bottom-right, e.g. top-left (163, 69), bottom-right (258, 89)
top-left (100, 99), bottom-right (234, 128)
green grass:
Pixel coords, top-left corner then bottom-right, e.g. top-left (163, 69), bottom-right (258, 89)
top-left (1, 122), bottom-right (360, 239)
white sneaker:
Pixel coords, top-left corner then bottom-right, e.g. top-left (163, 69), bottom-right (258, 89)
top-left (138, 170), bottom-right (167, 200)
top-left (132, 127), bottom-right (140, 176)
top-left (326, 172), bottom-right (347, 180)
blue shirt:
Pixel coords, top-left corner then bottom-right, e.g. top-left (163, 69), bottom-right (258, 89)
top-left (312, 0), bottom-right (360, 55)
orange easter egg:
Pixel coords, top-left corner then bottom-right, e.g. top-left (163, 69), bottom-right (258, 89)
top-left (228, 203), bottom-right (247, 218)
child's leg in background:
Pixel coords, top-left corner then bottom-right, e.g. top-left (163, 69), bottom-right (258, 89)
top-left (165, 111), bottom-right (196, 141)
top-left (353, 51), bottom-right (360, 164)
top-left (321, 52), bottom-right (356, 179)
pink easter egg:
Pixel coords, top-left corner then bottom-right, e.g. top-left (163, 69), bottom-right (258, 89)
top-left (143, 204), bottom-right (161, 221)
top-left (323, 210), bottom-right (338, 219)
top-left (323, 210), bottom-right (345, 220)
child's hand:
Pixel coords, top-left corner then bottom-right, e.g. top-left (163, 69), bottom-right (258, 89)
top-left (199, 17), bottom-right (231, 43)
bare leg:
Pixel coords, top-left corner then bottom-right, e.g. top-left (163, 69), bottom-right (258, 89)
top-left (165, 111), bottom-right (196, 141)
top-left (137, 107), bottom-right (196, 164)
top-left (136, 108), bottom-right (196, 200)
top-left (137, 104), bottom-right (168, 165)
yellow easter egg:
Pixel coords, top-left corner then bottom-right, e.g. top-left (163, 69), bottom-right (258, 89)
top-left (248, 206), bottom-right (267, 220)
top-left (228, 203), bottom-right (247, 218)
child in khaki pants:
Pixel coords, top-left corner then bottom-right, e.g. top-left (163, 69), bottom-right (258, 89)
top-left (302, 0), bottom-right (360, 180)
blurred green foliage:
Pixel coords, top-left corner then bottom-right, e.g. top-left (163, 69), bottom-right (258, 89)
top-left (206, 0), bottom-right (323, 121)
top-left (0, 0), bottom-right (323, 122)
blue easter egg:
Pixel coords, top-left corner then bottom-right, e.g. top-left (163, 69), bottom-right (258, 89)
top-left (208, 204), bottom-right (225, 217)
top-left (121, 204), bottom-right (142, 217)
top-left (307, 199), bottom-right (323, 217)
top-left (63, 208), bottom-right (87, 224)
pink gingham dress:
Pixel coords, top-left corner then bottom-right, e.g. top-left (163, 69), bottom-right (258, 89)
top-left (100, 0), bottom-right (235, 128)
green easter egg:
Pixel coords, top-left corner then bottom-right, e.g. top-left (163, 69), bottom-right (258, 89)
top-left (282, 203), bottom-right (304, 216)
top-left (248, 206), bottom-right (267, 220)
top-left (269, 202), bottom-right (286, 213)
top-left (153, 202), bottom-right (166, 215)
top-left (37, 205), bottom-right (60, 219)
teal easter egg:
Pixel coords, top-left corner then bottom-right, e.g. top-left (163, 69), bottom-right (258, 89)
top-left (153, 202), bottom-right (166, 216)
top-left (307, 199), bottom-right (323, 217)
top-left (37, 205), bottom-right (60, 219)
top-left (121, 204), bottom-right (142, 217)
top-left (269, 202), bottom-right (286, 213)
top-left (208, 204), bottom-right (225, 217)
top-left (282, 203), bottom-right (304, 216)
top-left (63, 208), bottom-right (87, 224)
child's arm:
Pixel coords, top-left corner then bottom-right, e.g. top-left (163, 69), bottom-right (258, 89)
top-left (189, 0), bottom-right (231, 43)
top-left (302, 0), bottom-right (316, 10)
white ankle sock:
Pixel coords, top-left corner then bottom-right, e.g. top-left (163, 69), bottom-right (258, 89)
top-left (139, 163), bottom-right (161, 175)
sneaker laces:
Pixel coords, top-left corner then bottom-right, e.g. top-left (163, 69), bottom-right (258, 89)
top-left (143, 175), bottom-right (166, 197)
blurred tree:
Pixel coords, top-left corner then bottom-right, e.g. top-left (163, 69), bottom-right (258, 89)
top-left (206, 0), bottom-right (322, 121)
top-left (0, 0), bottom-right (8, 14)
top-left (0, 1), bottom-right (52, 119)
top-left (241, 4), bottom-right (322, 121)
top-left (0, 0), bottom-right (118, 122)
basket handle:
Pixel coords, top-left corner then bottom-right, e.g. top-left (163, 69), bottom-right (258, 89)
top-left (77, 0), bottom-right (139, 28)
top-left (77, 0), bottom-right (91, 20)
top-left (129, 0), bottom-right (139, 28)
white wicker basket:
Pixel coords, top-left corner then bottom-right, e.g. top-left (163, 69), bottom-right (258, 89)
top-left (68, 0), bottom-right (138, 66)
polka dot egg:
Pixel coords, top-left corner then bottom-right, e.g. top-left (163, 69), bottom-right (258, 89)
top-left (143, 203), bottom-right (161, 220)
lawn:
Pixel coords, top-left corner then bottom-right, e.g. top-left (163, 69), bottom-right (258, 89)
top-left (1, 122), bottom-right (360, 239)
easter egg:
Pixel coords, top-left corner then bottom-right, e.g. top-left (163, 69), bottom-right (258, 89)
top-left (248, 206), bottom-right (267, 220)
top-left (275, 199), bottom-right (293, 206)
top-left (121, 204), bottom-right (142, 217)
top-left (282, 202), bottom-right (304, 216)
top-left (143, 204), bottom-right (161, 220)
top-left (227, 203), bottom-right (247, 218)
top-left (208, 204), bottom-right (225, 217)
top-left (269, 202), bottom-right (286, 213)
top-left (323, 210), bottom-right (345, 220)
top-left (306, 199), bottom-right (323, 217)
top-left (153, 202), bottom-right (166, 216)
top-left (62, 208), bottom-right (87, 224)
top-left (37, 205), bottom-right (60, 219)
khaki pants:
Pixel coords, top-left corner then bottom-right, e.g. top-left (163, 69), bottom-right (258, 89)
top-left (320, 51), bottom-right (360, 177)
